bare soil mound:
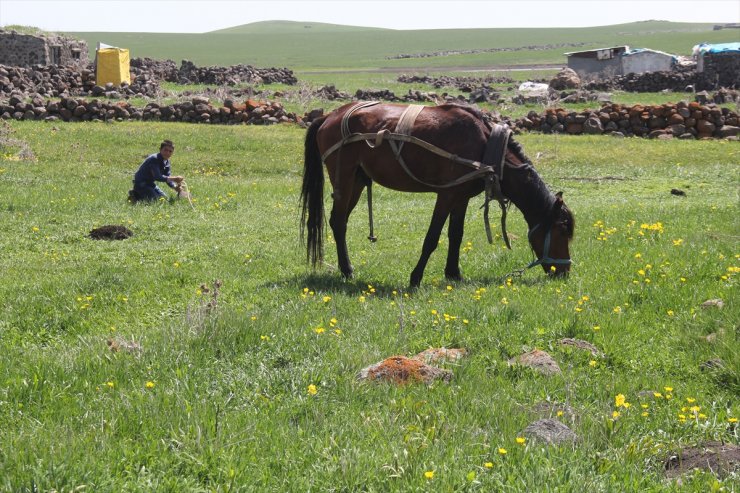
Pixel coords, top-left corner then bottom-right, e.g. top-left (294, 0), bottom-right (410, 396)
top-left (664, 441), bottom-right (739, 479)
top-left (89, 225), bottom-right (133, 240)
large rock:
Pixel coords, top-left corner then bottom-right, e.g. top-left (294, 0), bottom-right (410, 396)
top-left (583, 116), bottom-right (603, 134)
top-left (522, 419), bottom-right (578, 445)
top-left (508, 349), bottom-right (561, 375)
top-left (549, 68), bottom-right (581, 90)
top-left (357, 356), bottom-right (452, 384)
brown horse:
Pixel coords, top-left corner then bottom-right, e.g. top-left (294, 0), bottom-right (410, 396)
top-left (300, 102), bottom-right (574, 287)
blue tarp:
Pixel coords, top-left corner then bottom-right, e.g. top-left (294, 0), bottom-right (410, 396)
top-left (695, 42), bottom-right (740, 54)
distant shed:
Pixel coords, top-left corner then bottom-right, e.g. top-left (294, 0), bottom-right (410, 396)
top-left (621, 48), bottom-right (675, 74)
top-left (565, 46), bottom-right (628, 77)
top-left (565, 45), bottom-right (677, 77)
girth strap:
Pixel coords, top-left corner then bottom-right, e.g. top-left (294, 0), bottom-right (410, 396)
top-left (481, 124), bottom-right (512, 249)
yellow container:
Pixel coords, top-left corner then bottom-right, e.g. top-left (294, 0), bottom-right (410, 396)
top-left (95, 48), bottom-right (131, 86)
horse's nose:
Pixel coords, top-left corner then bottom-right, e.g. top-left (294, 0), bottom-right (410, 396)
top-left (545, 264), bottom-right (570, 277)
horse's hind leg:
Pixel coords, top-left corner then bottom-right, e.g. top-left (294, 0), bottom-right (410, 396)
top-left (409, 194), bottom-right (452, 287)
top-left (444, 199), bottom-right (469, 282)
top-left (329, 172), bottom-right (367, 279)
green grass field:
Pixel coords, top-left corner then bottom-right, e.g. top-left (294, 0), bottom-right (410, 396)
top-left (0, 119), bottom-right (737, 491)
top-left (59, 20), bottom-right (739, 71)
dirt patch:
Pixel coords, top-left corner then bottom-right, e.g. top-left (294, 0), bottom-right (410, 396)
top-left (522, 419), bottom-right (578, 445)
top-left (508, 349), bottom-right (561, 375)
top-left (558, 338), bottom-right (605, 357)
top-left (358, 356), bottom-right (452, 385)
top-left (89, 225), bottom-right (133, 240)
top-left (413, 347), bottom-right (468, 364)
top-left (107, 338), bottom-right (143, 354)
top-left (664, 441), bottom-right (739, 479)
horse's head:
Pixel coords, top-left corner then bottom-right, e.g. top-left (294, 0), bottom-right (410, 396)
top-left (527, 192), bottom-right (574, 276)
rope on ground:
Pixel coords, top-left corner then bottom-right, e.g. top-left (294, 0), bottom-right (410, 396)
top-left (178, 180), bottom-right (196, 211)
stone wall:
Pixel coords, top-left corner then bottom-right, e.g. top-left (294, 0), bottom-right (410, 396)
top-left (701, 52), bottom-right (740, 89)
top-left (0, 30), bottom-right (88, 67)
top-left (3, 93), bottom-right (738, 140)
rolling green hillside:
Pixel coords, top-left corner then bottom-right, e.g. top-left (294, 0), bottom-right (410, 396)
top-left (60, 20), bottom-right (738, 71)
top-left (210, 20), bottom-right (390, 34)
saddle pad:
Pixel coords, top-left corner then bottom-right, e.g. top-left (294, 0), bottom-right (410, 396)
top-left (396, 104), bottom-right (425, 136)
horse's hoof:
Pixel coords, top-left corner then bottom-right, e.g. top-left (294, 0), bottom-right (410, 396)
top-left (445, 272), bottom-right (463, 282)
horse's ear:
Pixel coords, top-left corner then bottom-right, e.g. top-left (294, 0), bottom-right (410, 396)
top-left (553, 192), bottom-right (564, 209)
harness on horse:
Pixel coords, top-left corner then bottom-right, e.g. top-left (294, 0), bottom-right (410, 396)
top-left (322, 101), bottom-right (513, 249)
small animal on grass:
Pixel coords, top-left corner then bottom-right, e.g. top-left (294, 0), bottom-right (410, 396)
top-left (300, 102), bottom-right (574, 287)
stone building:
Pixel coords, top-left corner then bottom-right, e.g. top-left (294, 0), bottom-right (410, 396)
top-left (565, 46), bottom-right (677, 77)
top-left (0, 29), bottom-right (89, 67)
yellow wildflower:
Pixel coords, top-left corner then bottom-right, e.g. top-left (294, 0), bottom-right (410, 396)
top-left (307, 384), bottom-right (318, 395)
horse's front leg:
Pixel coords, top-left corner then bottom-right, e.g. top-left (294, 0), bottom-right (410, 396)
top-left (329, 172), bottom-right (367, 279)
top-left (409, 194), bottom-right (452, 287)
top-left (444, 199), bottom-right (469, 282)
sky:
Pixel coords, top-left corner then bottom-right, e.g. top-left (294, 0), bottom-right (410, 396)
top-left (1, 0), bottom-right (738, 33)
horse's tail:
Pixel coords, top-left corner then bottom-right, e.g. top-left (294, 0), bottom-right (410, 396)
top-left (300, 116), bottom-right (327, 267)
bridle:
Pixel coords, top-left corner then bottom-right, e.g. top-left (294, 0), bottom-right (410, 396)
top-left (526, 222), bottom-right (572, 270)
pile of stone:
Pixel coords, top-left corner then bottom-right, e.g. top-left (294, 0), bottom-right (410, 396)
top-left (398, 74), bottom-right (516, 89)
top-left (583, 69), bottom-right (722, 93)
top-left (129, 57), bottom-right (179, 82)
top-left (0, 94), bottom-right (302, 125)
top-left (3, 91), bottom-right (737, 140)
top-left (0, 58), bottom-right (297, 101)
top-left (513, 101), bottom-right (740, 139)
top-left (315, 85), bottom-right (351, 100)
top-left (1, 64), bottom-right (93, 97)
top-left (0, 63), bottom-right (163, 98)
top-left (175, 59), bottom-right (297, 86)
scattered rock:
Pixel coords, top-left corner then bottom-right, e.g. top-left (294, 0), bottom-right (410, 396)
top-left (508, 349), bottom-right (561, 375)
top-left (89, 225), bottom-right (133, 240)
top-left (357, 356), bottom-right (452, 385)
top-left (522, 419), bottom-right (578, 445)
top-left (558, 338), bottom-right (604, 357)
top-left (701, 299), bottom-right (724, 309)
top-left (664, 441), bottom-right (739, 479)
top-left (413, 347), bottom-right (468, 364)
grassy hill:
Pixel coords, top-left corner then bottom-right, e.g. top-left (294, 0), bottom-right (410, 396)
top-left (210, 20), bottom-right (390, 34)
top-left (62, 20), bottom-right (738, 71)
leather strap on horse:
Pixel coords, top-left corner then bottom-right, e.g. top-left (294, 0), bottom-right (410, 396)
top-left (332, 101), bottom-right (381, 200)
top-left (321, 104), bottom-right (514, 250)
top-left (481, 124), bottom-right (512, 249)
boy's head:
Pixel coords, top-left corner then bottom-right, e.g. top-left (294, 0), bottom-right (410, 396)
top-left (160, 140), bottom-right (174, 159)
